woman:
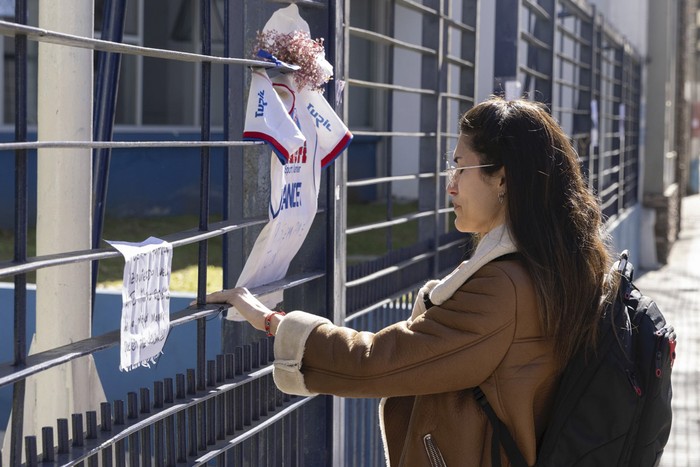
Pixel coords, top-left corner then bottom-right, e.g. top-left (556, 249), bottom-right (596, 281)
top-left (204, 97), bottom-right (614, 466)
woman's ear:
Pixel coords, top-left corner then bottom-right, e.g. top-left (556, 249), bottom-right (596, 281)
top-left (495, 167), bottom-right (507, 189)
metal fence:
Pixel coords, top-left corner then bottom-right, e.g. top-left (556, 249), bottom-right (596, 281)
top-left (0, 0), bottom-right (336, 465)
top-left (342, 0), bottom-right (478, 464)
top-left (341, 1), bottom-right (643, 465)
top-left (493, 0), bottom-right (642, 222)
top-left (549, 0), bottom-right (642, 221)
top-left (0, 0), bottom-right (644, 466)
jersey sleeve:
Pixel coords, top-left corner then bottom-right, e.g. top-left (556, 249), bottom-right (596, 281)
top-left (298, 88), bottom-right (353, 169)
top-left (243, 68), bottom-right (306, 164)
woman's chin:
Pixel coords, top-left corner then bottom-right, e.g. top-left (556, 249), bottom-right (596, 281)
top-left (454, 220), bottom-right (469, 233)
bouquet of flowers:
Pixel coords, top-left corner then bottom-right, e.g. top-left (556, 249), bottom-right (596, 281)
top-left (254, 29), bottom-right (333, 91)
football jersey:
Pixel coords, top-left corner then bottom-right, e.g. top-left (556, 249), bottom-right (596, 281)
top-left (229, 73), bottom-right (352, 318)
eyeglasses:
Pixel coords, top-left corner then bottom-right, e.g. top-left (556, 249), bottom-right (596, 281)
top-left (444, 163), bottom-right (495, 186)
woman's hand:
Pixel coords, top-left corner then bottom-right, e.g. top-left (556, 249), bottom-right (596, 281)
top-left (202, 287), bottom-right (273, 332)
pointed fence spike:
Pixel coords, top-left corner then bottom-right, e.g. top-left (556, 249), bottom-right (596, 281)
top-left (72, 413), bottom-right (84, 447)
top-left (216, 354), bottom-right (225, 382)
top-left (140, 387), bottom-right (151, 414)
top-left (56, 418), bottom-right (69, 454)
top-left (154, 380), bottom-right (164, 408)
top-left (113, 400), bottom-right (125, 426)
top-left (41, 426), bottom-right (54, 462)
top-left (186, 369), bottom-right (196, 395)
top-left (164, 377), bottom-right (174, 404)
top-left (86, 411), bottom-right (98, 439)
top-left (175, 374), bottom-right (186, 399)
top-left (207, 360), bottom-right (216, 387)
top-left (101, 402), bottom-right (112, 432)
top-left (225, 353), bottom-right (235, 379)
top-left (24, 435), bottom-right (37, 467)
top-left (127, 392), bottom-right (138, 419)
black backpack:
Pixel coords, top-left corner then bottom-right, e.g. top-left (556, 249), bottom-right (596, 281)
top-left (474, 250), bottom-right (677, 467)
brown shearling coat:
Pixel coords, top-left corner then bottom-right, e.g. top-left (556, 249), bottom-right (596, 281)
top-left (275, 257), bottom-right (560, 466)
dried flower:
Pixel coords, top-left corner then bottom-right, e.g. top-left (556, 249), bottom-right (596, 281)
top-left (254, 29), bottom-right (333, 91)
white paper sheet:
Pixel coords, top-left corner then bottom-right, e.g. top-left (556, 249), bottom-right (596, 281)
top-left (107, 236), bottom-right (172, 371)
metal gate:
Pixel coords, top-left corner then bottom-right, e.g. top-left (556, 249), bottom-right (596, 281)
top-left (494, 0), bottom-right (642, 222)
top-left (341, 1), bottom-right (643, 465)
top-left (0, 0), bottom-right (645, 465)
top-left (342, 0), bottom-right (479, 464)
top-left (1, 0), bottom-right (341, 465)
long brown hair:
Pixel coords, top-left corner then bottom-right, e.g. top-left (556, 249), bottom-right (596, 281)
top-left (459, 97), bottom-right (614, 367)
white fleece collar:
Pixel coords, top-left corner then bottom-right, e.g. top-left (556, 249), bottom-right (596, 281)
top-left (428, 224), bottom-right (518, 306)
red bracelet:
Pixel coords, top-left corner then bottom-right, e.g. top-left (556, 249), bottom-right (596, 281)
top-left (264, 311), bottom-right (286, 336)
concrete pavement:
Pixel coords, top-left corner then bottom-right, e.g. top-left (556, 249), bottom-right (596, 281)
top-left (635, 194), bottom-right (700, 466)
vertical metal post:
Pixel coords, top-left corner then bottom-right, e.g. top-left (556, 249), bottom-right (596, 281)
top-left (196, 0), bottom-right (212, 393)
top-left (222, 0), bottom-right (231, 286)
top-left (592, 9), bottom-right (601, 192)
top-left (329, 0), bottom-right (348, 464)
top-left (434, 0), bottom-right (446, 276)
top-left (222, 0), bottom-right (247, 351)
top-left (574, 8), bottom-right (594, 181)
top-left (616, 46), bottom-right (624, 214)
top-left (418, 0), bottom-right (440, 273)
top-left (10, 0), bottom-right (28, 464)
top-left (384, 2), bottom-right (396, 254)
top-left (494, 0), bottom-right (520, 86)
top-left (222, 0), bottom-right (246, 293)
top-left (92, 0), bottom-right (128, 307)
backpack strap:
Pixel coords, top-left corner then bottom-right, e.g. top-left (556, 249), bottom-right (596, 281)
top-left (473, 387), bottom-right (528, 467)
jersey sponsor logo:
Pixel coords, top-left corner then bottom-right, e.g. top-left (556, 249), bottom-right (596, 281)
top-left (288, 143), bottom-right (307, 164)
top-left (271, 181), bottom-right (303, 219)
top-left (254, 90), bottom-right (268, 117)
top-left (307, 103), bottom-right (332, 131)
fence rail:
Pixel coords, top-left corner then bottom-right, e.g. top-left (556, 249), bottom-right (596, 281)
top-left (0, 20), bottom-right (295, 70)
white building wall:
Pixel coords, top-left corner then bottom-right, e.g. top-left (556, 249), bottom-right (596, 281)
top-left (586, 0), bottom-right (648, 56)
top-left (476, 0), bottom-right (496, 103)
top-left (391, 0), bottom-right (491, 201)
top-left (391, 4), bottom-right (424, 200)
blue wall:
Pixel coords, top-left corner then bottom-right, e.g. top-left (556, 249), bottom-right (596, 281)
top-left (0, 130), bottom-right (226, 228)
top-left (0, 284), bottom-right (222, 432)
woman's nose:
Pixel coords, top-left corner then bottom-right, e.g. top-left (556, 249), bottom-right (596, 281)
top-left (446, 177), bottom-right (457, 195)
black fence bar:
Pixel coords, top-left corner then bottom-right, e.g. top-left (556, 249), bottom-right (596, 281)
top-left (57, 419), bottom-right (69, 454)
top-left (91, 0), bottom-right (127, 315)
top-left (41, 427), bottom-right (54, 462)
top-left (221, 0), bottom-right (231, 295)
top-left (196, 0), bottom-right (213, 398)
top-left (0, 216), bottom-right (273, 279)
top-left (0, 19), bottom-right (296, 70)
top-left (12, 0), bottom-right (28, 366)
top-left (0, 271), bottom-right (324, 389)
top-left (0, 140), bottom-right (262, 151)
top-left (10, 0), bottom-right (29, 464)
top-left (24, 435), bottom-right (37, 466)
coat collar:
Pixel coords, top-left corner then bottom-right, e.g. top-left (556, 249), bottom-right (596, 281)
top-left (428, 224), bottom-right (518, 306)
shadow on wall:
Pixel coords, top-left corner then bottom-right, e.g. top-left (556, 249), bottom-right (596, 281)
top-left (0, 284), bottom-right (222, 433)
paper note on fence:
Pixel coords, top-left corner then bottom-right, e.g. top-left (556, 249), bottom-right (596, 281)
top-left (107, 237), bottom-right (172, 371)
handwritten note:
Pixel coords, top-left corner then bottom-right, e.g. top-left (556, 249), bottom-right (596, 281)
top-left (107, 237), bottom-right (172, 371)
